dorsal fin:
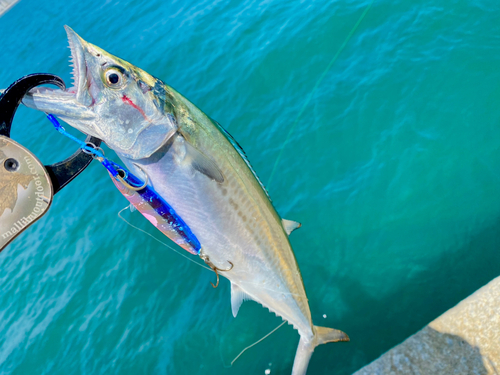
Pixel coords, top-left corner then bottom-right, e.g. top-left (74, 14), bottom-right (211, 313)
top-left (282, 218), bottom-right (301, 235)
top-left (231, 283), bottom-right (253, 317)
top-left (212, 120), bottom-right (272, 201)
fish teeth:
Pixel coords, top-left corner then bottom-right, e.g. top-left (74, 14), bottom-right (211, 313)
top-left (67, 35), bottom-right (79, 85)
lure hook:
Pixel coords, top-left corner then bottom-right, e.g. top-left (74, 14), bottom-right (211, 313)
top-left (116, 164), bottom-right (149, 191)
top-left (200, 252), bottom-right (233, 288)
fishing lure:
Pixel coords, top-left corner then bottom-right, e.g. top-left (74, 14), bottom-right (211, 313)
top-left (46, 114), bottom-right (201, 255)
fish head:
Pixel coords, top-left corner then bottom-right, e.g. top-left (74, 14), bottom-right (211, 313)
top-left (24, 26), bottom-right (177, 159)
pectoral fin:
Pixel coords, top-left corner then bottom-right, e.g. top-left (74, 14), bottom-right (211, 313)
top-left (185, 140), bottom-right (224, 183)
top-left (174, 134), bottom-right (224, 183)
top-left (231, 283), bottom-right (253, 317)
top-left (282, 219), bottom-right (302, 235)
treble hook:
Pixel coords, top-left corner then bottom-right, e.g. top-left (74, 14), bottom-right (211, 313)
top-left (200, 252), bottom-right (234, 288)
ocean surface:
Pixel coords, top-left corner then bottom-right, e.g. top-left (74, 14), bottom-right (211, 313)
top-left (1, 0), bottom-right (500, 374)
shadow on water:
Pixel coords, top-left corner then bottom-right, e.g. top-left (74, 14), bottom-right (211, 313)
top-left (356, 327), bottom-right (490, 374)
top-left (309, 217), bottom-right (500, 375)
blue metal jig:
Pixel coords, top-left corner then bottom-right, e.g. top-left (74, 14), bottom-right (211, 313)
top-left (46, 113), bottom-right (201, 253)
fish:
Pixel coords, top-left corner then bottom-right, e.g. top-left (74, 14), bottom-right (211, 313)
top-left (23, 26), bottom-right (349, 374)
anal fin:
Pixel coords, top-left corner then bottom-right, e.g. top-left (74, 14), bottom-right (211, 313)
top-left (230, 283), bottom-right (253, 317)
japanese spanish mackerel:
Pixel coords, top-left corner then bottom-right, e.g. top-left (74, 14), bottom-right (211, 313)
top-left (23, 26), bottom-right (349, 374)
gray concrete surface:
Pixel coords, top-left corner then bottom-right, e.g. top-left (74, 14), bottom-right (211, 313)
top-left (0, 0), bottom-right (20, 16)
top-left (354, 276), bottom-right (500, 374)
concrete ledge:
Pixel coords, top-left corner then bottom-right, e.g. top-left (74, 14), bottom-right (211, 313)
top-left (0, 0), bottom-right (20, 16)
top-left (354, 276), bottom-right (500, 374)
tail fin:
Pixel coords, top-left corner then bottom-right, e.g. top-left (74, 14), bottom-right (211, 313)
top-left (314, 325), bottom-right (349, 345)
top-left (291, 326), bottom-right (349, 375)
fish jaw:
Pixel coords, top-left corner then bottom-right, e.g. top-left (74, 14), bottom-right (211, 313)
top-left (23, 26), bottom-right (179, 160)
top-left (65, 25), bottom-right (94, 108)
top-left (22, 87), bottom-right (98, 133)
top-left (21, 26), bottom-right (102, 138)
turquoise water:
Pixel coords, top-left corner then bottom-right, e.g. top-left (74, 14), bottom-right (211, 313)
top-left (1, 0), bottom-right (500, 374)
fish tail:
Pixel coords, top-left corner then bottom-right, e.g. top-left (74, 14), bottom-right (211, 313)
top-left (314, 325), bottom-right (349, 345)
top-left (291, 326), bottom-right (349, 375)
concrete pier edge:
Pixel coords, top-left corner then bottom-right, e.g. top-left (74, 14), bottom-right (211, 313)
top-left (354, 276), bottom-right (500, 374)
top-left (0, 0), bottom-right (20, 17)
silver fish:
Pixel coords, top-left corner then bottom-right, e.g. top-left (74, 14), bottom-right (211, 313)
top-left (23, 26), bottom-right (349, 374)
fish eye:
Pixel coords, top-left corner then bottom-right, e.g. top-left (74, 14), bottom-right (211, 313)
top-left (104, 68), bottom-right (125, 88)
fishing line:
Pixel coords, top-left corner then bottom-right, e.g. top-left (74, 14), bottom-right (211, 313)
top-left (117, 206), bottom-right (212, 271)
top-left (267, 0), bottom-right (374, 188)
top-left (119, 206), bottom-right (293, 361)
top-left (219, 5), bottom-right (375, 362)
top-left (222, 321), bottom-right (287, 368)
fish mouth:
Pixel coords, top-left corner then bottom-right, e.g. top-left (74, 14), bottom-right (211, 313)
top-left (22, 26), bottom-right (97, 131)
top-left (65, 25), bottom-right (90, 105)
